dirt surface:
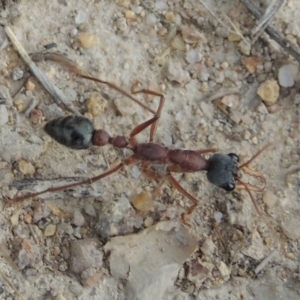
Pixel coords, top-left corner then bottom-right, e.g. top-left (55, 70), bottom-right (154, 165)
top-left (0, 0), bottom-right (299, 299)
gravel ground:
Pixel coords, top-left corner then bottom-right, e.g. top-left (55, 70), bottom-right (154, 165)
top-left (0, 0), bottom-right (299, 299)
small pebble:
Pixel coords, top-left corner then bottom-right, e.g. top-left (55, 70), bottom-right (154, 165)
top-left (30, 109), bottom-right (44, 124)
top-left (266, 103), bottom-right (281, 114)
top-left (242, 56), bottom-right (263, 74)
top-left (84, 204), bottom-right (96, 217)
top-left (281, 219), bottom-right (300, 240)
top-left (14, 98), bottom-right (24, 111)
top-left (252, 136), bottom-right (258, 145)
top-left (18, 159), bottom-right (35, 176)
top-left (75, 11), bottom-right (87, 24)
top-left (185, 49), bottom-right (202, 64)
top-left (72, 210), bottom-right (85, 227)
top-left (214, 70), bottom-right (225, 84)
top-left (165, 11), bottom-right (176, 22)
top-left (221, 62), bottom-right (229, 70)
top-left (155, 1), bottom-right (168, 10)
top-left (131, 165), bottom-right (140, 179)
top-left (52, 246), bottom-right (61, 256)
top-left (115, 17), bottom-right (128, 32)
top-left (165, 61), bottom-right (190, 86)
top-left (238, 39), bottom-right (251, 55)
top-left (132, 192), bottom-right (153, 212)
top-left (257, 79), bottom-right (279, 106)
top-left (181, 25), bottom-right (205, 44)
top-left (33, 204), bottom-right (51, 223)
top-left (143, 216), bottom-right (154, 227)
top-left (264, 61), bottom-right (273, 72)
top-left (262, 190), bottom-right (277, 208)
top-left (201, 238), bottom-right (216, 256)
top-left (57, 222), bottom-right (74, 235)
top-left (55, 294), bottom-right (67, 300)
top-left (145, 13), bottom-right (157, 26)
top-left (124, 10), bottom-right (135, 19)
top-left (86, 92), bottom-right (107, 116)
top-left (119, 0), bottom-right (130, 7)
top-left (23, 214), bottom-right (32, 224)
top-left (0, 105), bottom-right (8, 125)
top-left (70, 239), bottom-right (103, 273)
top-left (278, 64), bottom-right (298, 87)
top-left (78, 33), bottom-right (100, 49)
top-left (25, 80), bottom-right (35, 91)
top-left (11, 212), bottom-right (20, 226)
top-left (44, 224), bottom-right (57, 236)
top-left (214, 211), bottom-right (223, 224)
top-left (217, 261), bottom-right (231, 277)
top-left (12, 68), bottom-right (24, 80)
top-left (170, 34), bottom-right (185, 51)
top-left (228, 33), bottom-right (242, 42)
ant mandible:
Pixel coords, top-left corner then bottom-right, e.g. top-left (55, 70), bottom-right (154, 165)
top-left (8, 52), bottom-right (269, 223)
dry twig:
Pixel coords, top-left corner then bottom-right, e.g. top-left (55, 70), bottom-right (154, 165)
top-left (241, 0), bottom-right (300, 63)
top-left (4, 26), bottom-right (81, 115)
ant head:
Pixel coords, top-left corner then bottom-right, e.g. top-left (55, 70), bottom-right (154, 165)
top-left (44, 116), bottom-right (95, 149)
top-left (206, 153), bottom-right (239, 191)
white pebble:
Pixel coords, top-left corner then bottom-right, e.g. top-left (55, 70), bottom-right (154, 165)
top-left (0, 105), bottom-right (8, 125)
top-left (281, 219), bottom-right (300, 240)
top-left (145, 13), bottom-right (157, 26)
top-left (131, 165), bottom-right (141, 179)
top-left (155, 1), bottom-right (168, 10)
top-left (185, 49), bottom-right (202, 64)
top-left (75, 11), bottom-right (87, 24)
top-left (214, 211), bottom-right (223, 224)
top-left (278, 64), bottom-right (298, 87)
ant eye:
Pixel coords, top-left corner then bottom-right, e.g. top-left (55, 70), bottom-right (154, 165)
top-left (223, 182), bottom-right (235, 191)
top-left (228, 153), bottom-right (239, 162)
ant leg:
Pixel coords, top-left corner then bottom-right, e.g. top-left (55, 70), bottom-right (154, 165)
top-left (197, 148), bottom-right (218, 154)
top-left (238, 179), bottom-right (288, 256)
top-left (11, 72), bottom-right (31, 98)
top-left (131, 81), bottom-right (165, 142)
top-left (236, 179), bottom-right (262, 215)
top-left (236, 167), bottom-right (266, 192)
top-left (30, 52), bottom-right (158, 116)
top-left (239, 143), bottom-right (272, 169)
top-left (31, 52), bottom-right (165, 142)
top-left (166, 165), bottom-right (199, 226)
top-left (7, 155), bottom-right (138, 204)
top-left (237, 143), bottom-right (271, 192)
top-left (140, 162), bottom-right (167, 199)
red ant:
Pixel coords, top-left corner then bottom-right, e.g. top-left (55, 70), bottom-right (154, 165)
top-left (7, 53), bottom-right (269, 223)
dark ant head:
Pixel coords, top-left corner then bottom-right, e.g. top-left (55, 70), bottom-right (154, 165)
top-left (44, 116), bottom-right (95, 149)
top-left (206, 153), bottom-right (239, 191)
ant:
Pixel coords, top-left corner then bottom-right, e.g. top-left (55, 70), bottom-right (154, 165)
top-left (7, 52), bottom-right (269, 223)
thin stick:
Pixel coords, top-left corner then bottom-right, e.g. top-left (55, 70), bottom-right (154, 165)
top-left (4, 26), bottom-right (81, 115)
top-left (0, 270), bottom-right (26, 300)
top-left (241, 0), bottom-right (300, 63)
top-left (199, 0), bottom-right (242, 37)
top-left (251, 0), bottom-right (286, 40)
top-left (254, 250), bottom-right (276, 275)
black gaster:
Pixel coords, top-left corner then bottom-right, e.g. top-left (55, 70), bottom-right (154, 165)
top-left (44, 116), bottom-right (95, 149)
top-left (206, 153), bottom-right (239, 191)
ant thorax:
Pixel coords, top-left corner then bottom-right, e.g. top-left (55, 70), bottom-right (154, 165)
top-left (206, 153), bottom-right (239, 191)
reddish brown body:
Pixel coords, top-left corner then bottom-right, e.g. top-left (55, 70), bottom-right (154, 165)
top-left (134, 143), bottom-right (209, 172)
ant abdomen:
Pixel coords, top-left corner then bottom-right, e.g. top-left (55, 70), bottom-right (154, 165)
top-left (44, 116), bottom-right (95, 149)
